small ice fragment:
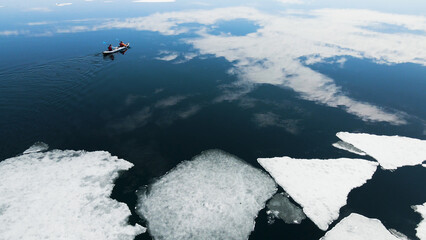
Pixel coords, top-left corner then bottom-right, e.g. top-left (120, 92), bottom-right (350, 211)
top-left (336, 132), bottom-right (426, 170)
top-left (321, 213), bottom-right (407, 240)
top-left (137, 149), bottom-right (277, 240)
top-left (23, 142), bottom-right (49, 154)
top-left (266, 193), bottom-right (306, 224)
top-left (0, 148), bottom-right (145, 239)
top-left (332, 141), bottom-right (366, 156)
top-left (258, 156), bottom-right (378, 230)
top-left (412, 203), bottom-right (426, 240)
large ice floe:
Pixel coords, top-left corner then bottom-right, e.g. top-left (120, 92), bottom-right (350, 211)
top-left (0, 144), bottom-right (145, 240)
top-left (336, 132), bottom-right (426, 170)
top-left (137, 149), bottom-right (277, 240)
top-left (413, 203), bottom-right (426, 240)
top-left (257, 157), bottom-right (378, 230)
top-left (321, 213), bottom-right (406, 240)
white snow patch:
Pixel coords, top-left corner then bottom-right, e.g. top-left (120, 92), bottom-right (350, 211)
top-left (137, 149), bottom-right (277, 240)
top-left (321, 213), bottom-right (406, 240)
top-left (336, 132), bottom-right (426, 170)
top-left (332, 141), bottom-right (366, 156)
top-left (0, 148), bottom-right (145, 239)
top-left (258, 157), bottom-right (378, 230)
top-left (413, 203), bottom-right (426, 240)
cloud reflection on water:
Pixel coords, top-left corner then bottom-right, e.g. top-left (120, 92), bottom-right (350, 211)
top-left (14, 6), bottom-right (426, 124)
top-left (100, 7), bottom-right (426, 124)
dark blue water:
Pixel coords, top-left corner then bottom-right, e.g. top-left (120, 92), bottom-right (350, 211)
top-left (1, 1), bottom-right (425, 239)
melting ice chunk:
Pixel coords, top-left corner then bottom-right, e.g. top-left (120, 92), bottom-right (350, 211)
top-left (336, 132), bottom-right (426, 170)
top-left (137, 149), bottom-right (277, 240)
top-left (0, 147), bottom-right (145, 240)
top-left (321, 213), bottom-right (406, 240)
top-left (23, 142), bottom-right (49, 154)
top-left (266, 192), bottom-right (306, 224)
top-left (412, 203), bottom-right (426, 240)
top-left (258, 156), bottom-right (378, 230)
top-left (332, 141), bottom-right (366, 156)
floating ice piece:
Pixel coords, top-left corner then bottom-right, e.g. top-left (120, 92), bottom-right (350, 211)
top-left (321, 213), bottom-right (406, 240)
top-left (22, 142), bottom-right (49, 154)
top-left (0, 148), bottom-right (145, 240)
top-left (258, 157), bottom-right (378, 230)
top-left (266, 193), bottom-right (306, 224)
top-left (412, 203), bottom-right (426, 240)
top-left (332, 141), bottom-right (366, 156)
top-left (137, 149), bottom-right (277, 240)
top-left (336, 132), bottom-right (426, 170)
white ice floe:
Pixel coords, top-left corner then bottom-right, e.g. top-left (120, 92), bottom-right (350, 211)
top-left (336, 132), bottom-right (426, 170)
top-left (257, 157), bottom-right (378, 230)
top-left (413, 203), bottom-right (426, 240)
top-left (137, 149), bottom-right (277, 240)
top-left (0, 147), bottom-right (145, 240)
top-left (22, 142), bottom-right (49, 154)
top-left (332, 141), bottom-right (366, 156)
top-left (321, 213), bottom-right (406, 240)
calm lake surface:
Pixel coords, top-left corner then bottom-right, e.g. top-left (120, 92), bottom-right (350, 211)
top-left (1, 0), bottom-right (425, 239)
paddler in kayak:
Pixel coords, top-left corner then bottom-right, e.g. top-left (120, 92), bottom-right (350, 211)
top-left (119, 41), bottom-right (128, 47)
top-left (108, 44), bottom-right (113, 51)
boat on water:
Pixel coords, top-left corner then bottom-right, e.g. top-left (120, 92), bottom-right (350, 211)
top-left (103, 43), bottom-right (130, 55)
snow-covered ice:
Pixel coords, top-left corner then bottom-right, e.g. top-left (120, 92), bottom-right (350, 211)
top-left (137, 149), bottom-right (277, 240)
top-left (413, 203), bottom-right (426, 240)
top-left (320, 213), bottom-right (406, 240)
top-left (0, 147), bottom-right (145, 240)
top-left (266, 192), bottom-right (306, 224)
top-left (332, 141), bottom-right (366, 156)
top-left (258, 157), bottom-right (378, 230)
top-left (22, 142), bottom-right (49, 154)
top-left (336, 132), bottom-right (426, 170)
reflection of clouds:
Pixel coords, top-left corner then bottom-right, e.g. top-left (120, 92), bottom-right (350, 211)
top-left (277, 0), bottom-right (304, 4)
top-left (24, 7), bottom-right (52, 12)
top-left (133, 0), bottom-right (175, 2)
top-left (253, 112), bottom-right (300, 134)
top-left (27, 21), bottom-right (51, 26)
top-left (124, 94), bottom-right (146, 106)
top-left (109, 107), bottom-right (152, 132)
top-left (155, 95), bottom-right (187, 108)
top-left (56, 3), bottom-right (73, 7)
top-left (155, 51), bottom-right (179, 61)
top-left (92, 7), bottom-right (426, 124)
top-left (0, 31), bottom-right (19, 36)
top-left (14, 7), bottom-right (426, 123)
top-left (178, 105), bottom-right (201, 119)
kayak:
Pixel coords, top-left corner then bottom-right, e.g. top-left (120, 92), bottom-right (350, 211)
top-left (103, 43), bottom-right (130, 55)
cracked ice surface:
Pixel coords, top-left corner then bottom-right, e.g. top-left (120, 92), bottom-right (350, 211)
top-left (0, 146), bottom-right (145, 240)
top-left (258, 156), bottom-right (378, 230)
top-left (137, 149), bottom-right (277, 240)
top-left (321, 213), bottom-right (406, 240)
top-left (336, 132), bottom-right (426, 170)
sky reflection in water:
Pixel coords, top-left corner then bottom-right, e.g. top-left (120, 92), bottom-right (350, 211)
top-left (2, 1), bottom-right (426, 124)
